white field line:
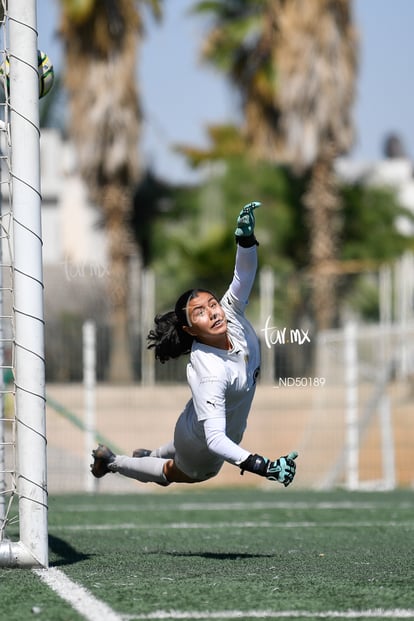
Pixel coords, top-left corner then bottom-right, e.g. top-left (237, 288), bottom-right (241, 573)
top-left (63, 501), bottom-right (414, 513)
top-left (33, 567), bottom-right (414, 621)
top-left (34, 567), bottom-right (123, 621)
top-left (30, 566), bottom-right (414, 621)
top-left (51, 520), bottom-right (414, 532)
top-left (40, 499), bottom-right (414, 621)
top-left (123, 609), bottom-right (414, 619)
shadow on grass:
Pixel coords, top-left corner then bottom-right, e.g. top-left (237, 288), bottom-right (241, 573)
top-left (48, 534), bottom-right (94, 567)
top-left (164, 551), bottom-right (275, 560)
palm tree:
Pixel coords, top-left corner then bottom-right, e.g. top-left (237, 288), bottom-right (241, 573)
top-left (194, 0), bottom-right (358, 329)
top-left (59, 0), bottom-right (162, 381)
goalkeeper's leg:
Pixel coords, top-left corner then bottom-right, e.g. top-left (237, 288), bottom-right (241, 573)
top-left (110, 456), bottom-right (198, 484)
top-left (91, 444), bottom-right (197, 485)
top-left (108, 455), bottom-right (171, 486)
top-left (132, 441), bottom-right (175, 459)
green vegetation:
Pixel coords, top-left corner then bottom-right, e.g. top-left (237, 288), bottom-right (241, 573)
top-left (140, 151), bottom-right (414, 325)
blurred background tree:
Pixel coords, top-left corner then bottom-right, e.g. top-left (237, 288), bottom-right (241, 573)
top-left (152, 122), bottom-right (414, 324)
top-left (192, 0), bottom-right (358, 330)
top-left (39, 0), bottom-right (414, 381)
top-left (58, 0), bottom-right (162, 382)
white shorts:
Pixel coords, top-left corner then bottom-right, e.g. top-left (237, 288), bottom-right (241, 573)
top-left (173, 407), bottom-right (224, 482)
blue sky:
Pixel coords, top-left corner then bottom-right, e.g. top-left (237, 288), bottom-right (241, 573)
top-left (37, 0), bottom-right (414, 183)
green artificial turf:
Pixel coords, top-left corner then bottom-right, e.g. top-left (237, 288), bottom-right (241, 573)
top-left (1, 488), bottom-right (413, 620)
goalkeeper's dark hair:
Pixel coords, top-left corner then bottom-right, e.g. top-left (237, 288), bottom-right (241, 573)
top-left (147, 288), bottom-right (217, 363)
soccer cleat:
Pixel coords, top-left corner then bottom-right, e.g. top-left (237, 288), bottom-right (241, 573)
top-left (90, 444), bottom-right (115, 478)
top-left (132, 448), bottom-right (152, 458)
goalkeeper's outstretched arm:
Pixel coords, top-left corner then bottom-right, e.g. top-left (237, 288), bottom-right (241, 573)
top-left (229, 201), bottom-right (260, 307)
top-left (203, 417), bottom-right (298, 488)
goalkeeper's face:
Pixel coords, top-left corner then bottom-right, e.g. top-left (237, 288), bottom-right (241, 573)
top-left (183, 292), bottom-right (228, 347)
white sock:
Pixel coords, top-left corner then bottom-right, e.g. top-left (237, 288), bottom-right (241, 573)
top-left (109, 455), bottom-right (170, 486)
top-left (151, 441), bottom-right (175, 459)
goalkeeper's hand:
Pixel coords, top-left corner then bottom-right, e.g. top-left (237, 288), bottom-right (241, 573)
top-left (239, 451), bottom-right (298, 487)
top-left (235, 201), bottom-right (261, 238)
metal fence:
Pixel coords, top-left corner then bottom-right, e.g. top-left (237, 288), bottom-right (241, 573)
top-left (41, 318), bottom-right (414, 493)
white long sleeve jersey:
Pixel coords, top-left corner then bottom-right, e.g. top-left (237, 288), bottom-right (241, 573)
top-left (181, 244), bottom-right (261, 466)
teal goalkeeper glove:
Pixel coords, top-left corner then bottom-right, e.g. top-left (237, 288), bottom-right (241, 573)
top-left (239, 451), bottom-right (298, 487)
top-left (235, 201), bottom-right (261, 238)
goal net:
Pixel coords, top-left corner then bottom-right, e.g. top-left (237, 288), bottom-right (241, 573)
top-left (298, 318), bottom-right (414, 490)
top-left (0, 1), bottom-right (48, 568)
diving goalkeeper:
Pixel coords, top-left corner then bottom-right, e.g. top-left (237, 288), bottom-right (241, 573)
top-left (91, 201), bottom-right (298, 487)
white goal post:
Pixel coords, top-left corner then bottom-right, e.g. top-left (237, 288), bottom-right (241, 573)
top-left (0, 0), bottom-right (48, 568)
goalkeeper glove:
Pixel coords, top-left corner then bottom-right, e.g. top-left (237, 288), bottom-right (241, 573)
top-left (239, 451), bottom-right (298, 487)
top-left (235, 201), bottom-right (261, 246)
